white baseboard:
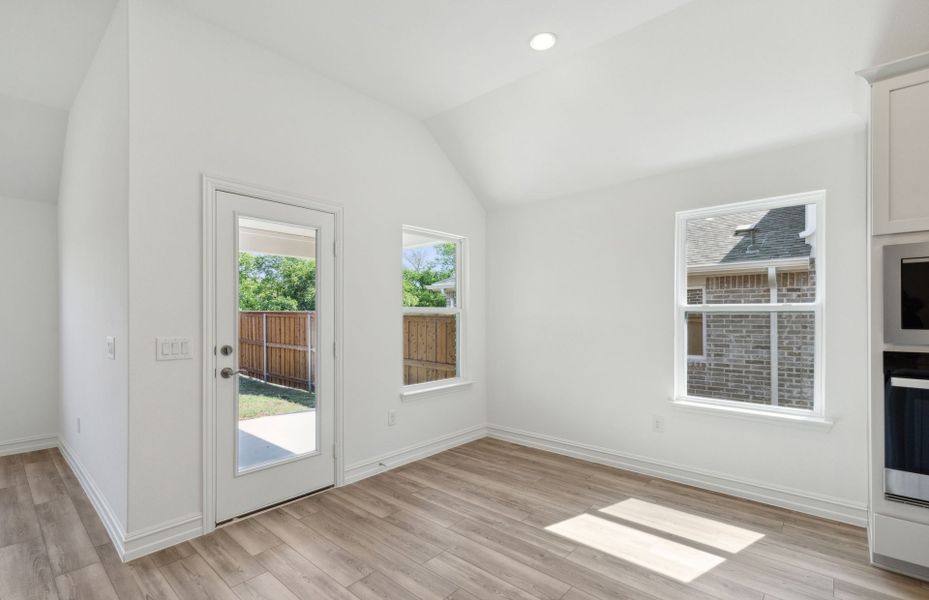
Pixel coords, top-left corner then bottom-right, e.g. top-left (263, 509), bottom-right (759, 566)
top-left (122, 513), bottom-right (203, 561)
top-left (487, 424), bottom-right (869, 527)
top-left (58, 439), bottom-right (128, 558)
top-left (59, 438), bottom-right (203, 562)
top-left (0, 434), bottom-right (58, 456)
top-left (343, 424), bottom-right (487, 485)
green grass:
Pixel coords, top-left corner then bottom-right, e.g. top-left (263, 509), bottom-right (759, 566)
top-left (238, 376), bottom-right (316, 420)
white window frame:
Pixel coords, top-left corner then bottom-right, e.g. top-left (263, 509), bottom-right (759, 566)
top-left (400, 225), bottom-right (471, 399)
top-left (673, 190), bottom-right (826, 421)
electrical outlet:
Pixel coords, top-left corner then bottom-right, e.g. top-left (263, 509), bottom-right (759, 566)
top-left (388, 409), bottom-right (397, 426)
top-left (652, 415), bottom-right (665, 433)
top-left (104, 336), bottom-right (116, 360)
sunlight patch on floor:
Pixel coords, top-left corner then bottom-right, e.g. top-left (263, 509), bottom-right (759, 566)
top-left (598, 498), bottom-right (765, 553)
top-left (546, 513), bottom-right (725, 583)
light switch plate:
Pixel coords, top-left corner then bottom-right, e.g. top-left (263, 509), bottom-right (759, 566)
top-left (105, 336), bottom-right (116, 360)
top-left (156, 337), bottom-right (193, 361)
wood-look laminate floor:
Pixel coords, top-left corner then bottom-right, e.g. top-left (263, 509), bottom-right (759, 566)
top-left (2, 439), bottom-right (928, 600)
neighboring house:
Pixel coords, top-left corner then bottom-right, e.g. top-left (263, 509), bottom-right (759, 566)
top-left (686, 205), bottom-right (816, 409)
top-left (426, 276), bottom-right (457, 307)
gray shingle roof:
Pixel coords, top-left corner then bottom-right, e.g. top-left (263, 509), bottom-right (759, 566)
top-left (686, 205), bottom-right (811, 266)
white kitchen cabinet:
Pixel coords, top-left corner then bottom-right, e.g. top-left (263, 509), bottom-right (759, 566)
top-left (865, 54), bottom-right (929, 235)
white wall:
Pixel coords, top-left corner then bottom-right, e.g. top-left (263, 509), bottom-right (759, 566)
top-left (0, 196), bottom-right (58, 451)
top-left (0, 94), bottom-right (68, 204)
top-left (58, 0), bottom-right (129, 528)
top-left (126, 0), bottom-right (486, 533)
top-left (487, 129), bottom-right (869, 523)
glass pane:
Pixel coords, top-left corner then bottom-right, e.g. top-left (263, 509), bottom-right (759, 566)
top-left (402, 229), bottom-right (460, 386)
top-left (237, 217), bottom-right (318, 472)
top-left (402, 233), bottom-right (458, 309)
top-left (901, 258), bottom-right (929, 329)
top-left (687, 204), bottom-right (816, 304)
top-left (403, 313), bottom-right (458, 385)
top-left (776, 312), bottom-right (816, 409)
top-left (686, 312), bottom-right (772, 405)
top-left (686, 311), bottom-right (815, 410)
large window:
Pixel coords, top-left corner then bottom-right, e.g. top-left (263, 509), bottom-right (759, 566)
top-left (675, 192), bottom-right (824, 417)
top-left (402, 226), bottom-right (466, 391)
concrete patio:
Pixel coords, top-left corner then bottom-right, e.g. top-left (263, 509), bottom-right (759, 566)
top-left (237, 409), bottom-right (317, 470)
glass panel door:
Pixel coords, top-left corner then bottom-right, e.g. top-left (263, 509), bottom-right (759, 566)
top-left (214, 190), bottom-right (335, 523)
top-left (236, 217), bottom-right (319, 472)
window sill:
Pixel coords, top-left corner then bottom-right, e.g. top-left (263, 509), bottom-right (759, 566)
top-left (670, 397), bottom-right (834, 430)
top-left (400, 380), bottom-right (474, 402)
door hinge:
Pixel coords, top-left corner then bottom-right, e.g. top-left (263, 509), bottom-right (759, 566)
top-left (333, 241), bottom-right (337, 257)
top-left (332, 444), bottom-right (337, 459)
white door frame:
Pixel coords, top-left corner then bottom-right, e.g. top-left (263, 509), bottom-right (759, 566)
top-left (201, 175), bottom-right (344, 533)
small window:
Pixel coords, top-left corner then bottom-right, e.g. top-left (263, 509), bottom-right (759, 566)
top-left (676, 192), bottom-right (824, 416)
top-left (402, 226), bottom-right (465, 389)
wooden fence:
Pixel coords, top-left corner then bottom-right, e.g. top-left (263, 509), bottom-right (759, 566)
top-left (240, 311), bottom-right (454, 389)
top-left (240, 311), bottom-right (316, 391)
top-left (403, 314), bottom-right (457, 385)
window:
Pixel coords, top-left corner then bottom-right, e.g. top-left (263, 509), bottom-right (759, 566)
top-left (402, 226), bottom-right (466, 391)
top-left (675, 192), bottom-right (824, 417)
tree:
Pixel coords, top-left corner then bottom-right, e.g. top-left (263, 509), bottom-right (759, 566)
top-left (239, 253), bottom-right (316, 311)
top-left (402, 243), bottom-right (455, 308)
top-left (434, 243), bottom-right (456, 272)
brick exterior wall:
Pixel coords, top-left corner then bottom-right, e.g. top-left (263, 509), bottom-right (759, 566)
top-left (777, 311), bottom-right (815, 408)
top-left (687, 262), bottom-right (815, 409)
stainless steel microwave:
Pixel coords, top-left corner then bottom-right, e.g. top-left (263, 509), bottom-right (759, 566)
top-left (885, 242), bottom-right (929, 346)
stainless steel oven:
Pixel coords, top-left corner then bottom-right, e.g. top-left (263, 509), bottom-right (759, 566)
top-left (885, 352), bottom-right (929, 506)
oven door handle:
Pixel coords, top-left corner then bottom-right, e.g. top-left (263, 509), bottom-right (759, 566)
top-left (890, 377), bottom-right (929, 390)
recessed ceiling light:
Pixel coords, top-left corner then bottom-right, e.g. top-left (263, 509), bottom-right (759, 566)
top-left (529, 32), bottom-right (558, 52)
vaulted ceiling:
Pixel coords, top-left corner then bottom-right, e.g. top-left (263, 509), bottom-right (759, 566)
top-left (4, 0), bottom-right (929, 206)
top-left (0, 0), bottom-right (116, 203)
top-left (426, 0), bottom-right (929, 205)
top-left (166, 0), bottom-right (693, 119)
top-left (0, 0), bottom-right (117, 109)
top-left (161, 0), bottom-right (929, 206)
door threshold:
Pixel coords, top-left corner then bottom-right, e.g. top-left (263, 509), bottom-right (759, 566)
top-left (215, 484), bottom-right (334, 527)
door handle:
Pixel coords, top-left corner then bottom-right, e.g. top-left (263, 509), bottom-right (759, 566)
top-left (220, 368), bottom-right (247, 379)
